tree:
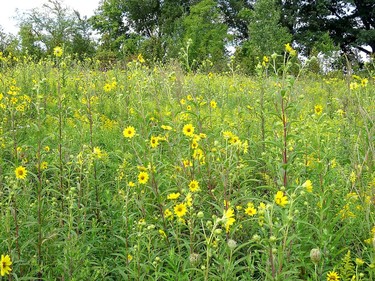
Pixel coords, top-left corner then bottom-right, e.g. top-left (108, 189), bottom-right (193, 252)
top-left (89, 0), bottom-right (129, 52)
top-left (0, 26), bottom-right (19, 56)
top-left (18, 23), bottom-right (44, 59)
top-left (217, 0), bottom-right (253, 43)
top-left (236, 0), bottom-right (292, 72)
top-left (17, 0), bottom-right (95, 59)
top-left (70, 11), bottom-right (96, 60)
top-left (280, 0), bottom-right (375, 57)
top-left (90, 0), bottom-right (199, 61)
top-left (182, 0), bottom-right (229, 69)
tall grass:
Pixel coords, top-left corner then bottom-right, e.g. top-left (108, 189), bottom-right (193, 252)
top-left (0, 50), bottom-right (374, 280)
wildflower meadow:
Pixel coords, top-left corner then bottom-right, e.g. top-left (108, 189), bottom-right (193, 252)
top-left (0, 47), bottom-right (374, 281)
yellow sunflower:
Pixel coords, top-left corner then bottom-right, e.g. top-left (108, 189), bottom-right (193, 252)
top-left (314, 104), bottom-right (323, 115)
top-left (164, 208), bottom-right (173, 219)
top-left (138, 171), bottom-right (149, 184)
top-left (15, 166), bottom-right (27, 180)
top-left (103, 83), bottom-right (112, 92)
top-left (222, 207), bottom-right (235, 233)
top-left (245, 202), bottom-right (257, 216)
top-left (53, 46), bottom-right (63, 57)
top-left (191, 140), bottom-right (199, 149)
top-left (326, 271), bottom-right (340, 281)
top-left (275, 191), bottom-right (288, 207)
top-left (123, 126), bottom-right (136, 138)
top-left (150, 136), bottom-right (159, 148)
top-left (174, 203), bottom-right (187, 218)
top-left (0, 254), bottom-right (12, 276)
top-left (302, 180), bottom-right (313, 193)
top-left (167, 192), bottom-right (180, 200)
top-left (189, 180), bottom-right (200, 192)
top-left (183, 124), bottom-right (195, 137)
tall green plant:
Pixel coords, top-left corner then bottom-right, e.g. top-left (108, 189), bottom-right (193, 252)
top-left (182, 0), bottom-right (229, 70)
top-left (236, 0), bottom-right (292, 73)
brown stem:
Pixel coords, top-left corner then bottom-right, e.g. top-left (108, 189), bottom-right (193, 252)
top-left (58, 80), bottom-right (64, 215)
top-left (269, 247), bottom-right (275, 278)
top-left (12, 196), bottom-right (22, 276)
top-left (150, 161), bottom-right (170, 244)
top-left (37, 141), bottom-right (43, 278)
top-left (281, 97), bottom-right (288, 187)
top-left (87, 94), bottom-right (100, 221)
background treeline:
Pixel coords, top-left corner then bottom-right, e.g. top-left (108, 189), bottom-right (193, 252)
top-left (0, 0), bottom-right (374, 73)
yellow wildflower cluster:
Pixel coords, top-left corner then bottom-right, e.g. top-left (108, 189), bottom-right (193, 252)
top-left (302, 180), bottom-right (313, 193)
top-left (275, 191), bottom-right (288, 207)
top-left (167, 192), bottom-right (180, 200)
top-left (137, 54), bottom-right (145, 63)
top-left (92, 147), bottom-right (107, 160)
top-left (99, 115), bottom-right (118, 130)
top-left (103, 79), bottom-right (117, 92)
top-left (222, 207), bottom-right (236, 233)
top-left (262, 55), bottom-right (269, 67)
top-left (351, 75), bottom-right (369, 89)
top-left (245, 202), bottom-right (257, 216)
top-left (285, 43), bottom-right (297, 56)
top-left (222, 131), bottom-right (248, 151)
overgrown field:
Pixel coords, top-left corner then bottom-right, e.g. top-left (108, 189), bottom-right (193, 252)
top-left (0, 53), bottom-right (374, 280)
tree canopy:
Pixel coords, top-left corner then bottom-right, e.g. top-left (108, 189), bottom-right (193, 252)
top-left (0, 0), bottom-right (372, 71)
top-left (15, 0), bottom-right (95, 59)
top-left (281, 0), bottom-right (375, 57)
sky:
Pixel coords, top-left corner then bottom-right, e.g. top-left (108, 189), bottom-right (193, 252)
top-left (0, 0), bottom-right (101, 35)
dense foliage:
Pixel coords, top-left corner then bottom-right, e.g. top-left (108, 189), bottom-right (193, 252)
top-left (0, 0), bottom-right (373, 72)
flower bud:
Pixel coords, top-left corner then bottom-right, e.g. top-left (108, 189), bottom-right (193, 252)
top-left (252, 234), bottom-right (261, 242)
top-left (206, 220), bottom-right (213, 228)
top-left (310, 248), bottom-right (321, 264)
top-left (227, 239), bottom-right (237, 250)
top-left (214, 228), bottom-right (222, 235)
top-left (355, 258), bottom-right (364, 266)
top-left (197, 211), bottom-right (204, 218)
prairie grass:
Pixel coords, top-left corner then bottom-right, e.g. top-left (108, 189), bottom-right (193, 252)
top-left (0, 51), bottom-right (374, 280)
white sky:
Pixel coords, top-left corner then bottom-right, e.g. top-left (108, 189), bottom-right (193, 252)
top-left (0, 0), bottom-right (101, 35)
